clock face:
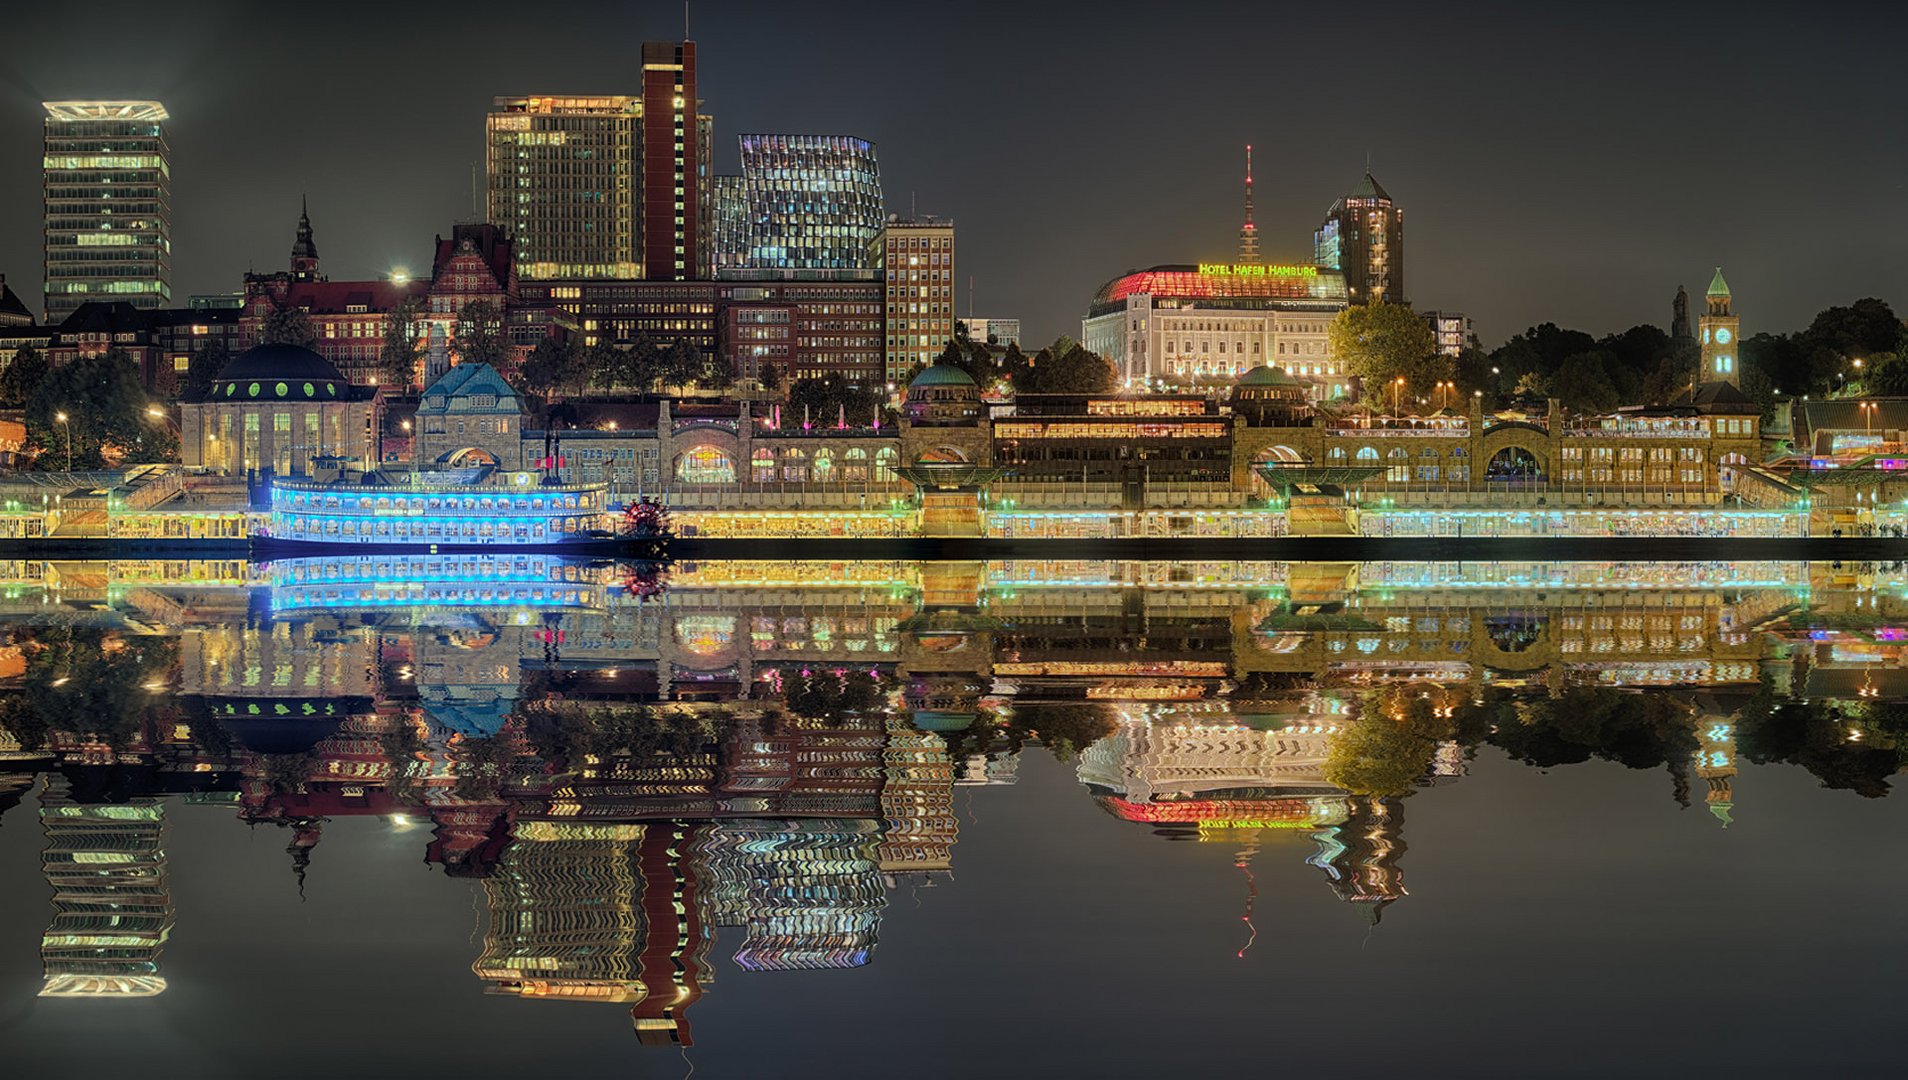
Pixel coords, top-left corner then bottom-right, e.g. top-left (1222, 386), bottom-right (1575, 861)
top-left (1715, 328), bottom-right (1732, 344)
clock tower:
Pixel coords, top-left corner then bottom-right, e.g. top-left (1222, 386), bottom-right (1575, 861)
top-left (1699, 266), bottom-right (1739, 387)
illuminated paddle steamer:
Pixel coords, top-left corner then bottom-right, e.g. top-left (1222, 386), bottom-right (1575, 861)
top-left (264, 466), bottom-right (611, 549)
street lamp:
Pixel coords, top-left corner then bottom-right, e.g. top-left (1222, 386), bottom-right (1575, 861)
top-left (1392, 377), bottom-right (1406, 416)
top-left (1861, 400), bottom-right (1877, 438)
top-left (53, 411), bottom-right (70, 472)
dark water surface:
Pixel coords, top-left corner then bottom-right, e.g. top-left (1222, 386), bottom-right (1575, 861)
top-left (0, 557), bottom-right (1903, 1078)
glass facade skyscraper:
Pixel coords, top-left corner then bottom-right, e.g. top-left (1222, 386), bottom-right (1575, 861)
top-left (1313, 172), bottom-right (1404, 306)
top-left (42, 101), bottom-right (171, 321)
top-left (716, 135), bottom-right (883, 280)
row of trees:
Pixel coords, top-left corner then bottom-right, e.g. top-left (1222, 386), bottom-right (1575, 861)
top-left (519, 334), bottom-right (732, 397)
top-left (919, 323), bottom-right (1119, 395)
top-left (1328, 296), bottom-right (1908, 416)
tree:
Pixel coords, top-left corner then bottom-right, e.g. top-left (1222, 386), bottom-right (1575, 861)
top-left (588, 342), bottom-right (627, 393)
top-left (1864, 353), bottom-right (1908, 396)
top-left (25, 348), bottom-right (173, 468)
top-left (661, 341), bottom-right (703, 391)
top-left (182, 339), bottom-right (230, 402)
top-left (259, 306), bottom-right (317, 348)
top-left (378, 296), bottom-right (427, 388)
top-left (454, 300), bottom-right (508, 369)
top-left (694, 347), bottom-right (735, 392)
top-left (559, 338), bottom-right (597, 396)
top-left (0, 630), bottom-right (178, 750)
top-left (1004, 703), bottom-right (1117, 762)
top-left (1488, 687), bottom-right (1700, 802)
top-left (1005, 337), bottom-right (1117, 395)
top-left (1545, 350), bottom-right (1625, 414)
top-left (518, 336), bottom-right (572, 395)
top-left (1328, 301), bottom-right (1445, 404)
top-left (1324, 690), bottom-right (1455, 796)
top-left (583, 340), bottom-right (644, 395)
top-left (759, 362), bottom-right (782, 393)
top-left (1742, 331), bottom-right (1810, 396)
top-left (620, 335), bottom-right (663, 393)
top-left (0, 343), bottom-right (50, 408)
top-left (931, 330), bottom-right (999, 387)
top-left (1802, 298), bottom-right (1901, 360)
top-left (787, 375), bottom-right (886, 428)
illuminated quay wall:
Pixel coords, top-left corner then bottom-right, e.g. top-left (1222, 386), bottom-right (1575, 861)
top-left (1229, 395), bottom-right (1769, 517)
top-left (370, 359), bottom-right (1792, 538)
top-left (1354, 505), bottom-right (1803, 538)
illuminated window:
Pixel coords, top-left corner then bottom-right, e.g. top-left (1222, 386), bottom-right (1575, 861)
top-left (677, 444), bottom-right (735, 484)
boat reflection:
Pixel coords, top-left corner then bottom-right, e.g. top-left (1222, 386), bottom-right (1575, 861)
top-left (0, 556), bottom-right (1905, 1044)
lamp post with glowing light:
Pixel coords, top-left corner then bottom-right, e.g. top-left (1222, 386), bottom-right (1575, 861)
top-left (54, 411), bottom-right (70, 472)
top-left (1392, 377), bottom-right (1405, 417)
top-left (1861, 400), bottom-right (1877, 439)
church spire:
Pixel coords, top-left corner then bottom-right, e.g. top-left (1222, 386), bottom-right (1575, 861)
top-left (290, 196), bottom-right (320, 280)
top-left (1236, 144), bottom-right (1261, 265)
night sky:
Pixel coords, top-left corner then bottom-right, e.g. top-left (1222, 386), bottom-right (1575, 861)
top-left (0, 1), bottom-right (1902, 346)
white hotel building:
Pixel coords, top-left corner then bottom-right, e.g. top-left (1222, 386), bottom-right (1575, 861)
top-left (1081, 263), bottom-right (1350, 398)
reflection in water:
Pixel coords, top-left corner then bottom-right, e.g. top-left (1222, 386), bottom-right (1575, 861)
top-left (0, 556), bottom-right (1905, 1047)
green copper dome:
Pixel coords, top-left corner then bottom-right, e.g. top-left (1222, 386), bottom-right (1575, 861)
top-left (910, 363), bottom-right (977, 389)
top-left (1706, 266), bottom-right (1731, 298)
top-left (1237, 365), bottom-right (1302, 387)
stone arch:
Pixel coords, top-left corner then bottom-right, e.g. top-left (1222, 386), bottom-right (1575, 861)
top-left (674, 442), bottom-right (736, 484)
top-left (1485, 445), bottom-right (1544, 482)
top-left (919, 445), bottom-right (969, 464)
top-left (440, 447), bottom-right (499, 468)
top-left (1254, 444), bottom-right (1306, 464)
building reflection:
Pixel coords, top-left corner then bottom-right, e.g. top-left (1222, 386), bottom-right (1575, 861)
top-left (38, 779), bottom-right (172, 997)
top-left (0, 556), bottom-right (1905, 1037)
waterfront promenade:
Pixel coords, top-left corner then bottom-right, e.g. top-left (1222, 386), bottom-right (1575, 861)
top-left (0, 533), bottom-right (1903, 562)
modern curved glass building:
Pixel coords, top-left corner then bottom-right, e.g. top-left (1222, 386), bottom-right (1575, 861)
top-left (716, 135), bottom-right (883, 280)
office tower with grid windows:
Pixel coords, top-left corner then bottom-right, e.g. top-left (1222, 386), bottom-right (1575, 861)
top-left (485, 41), bottom-right (712, 281)
top-left (882, 215), bottom-right (954, 383)
top-left (42, 101), bottom-right (171, 321)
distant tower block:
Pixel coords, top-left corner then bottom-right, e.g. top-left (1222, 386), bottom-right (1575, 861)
top-left (1699, 267), bottom-right (1740, 387)
top-left (1237, 144), bottom-right (1261, 265)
